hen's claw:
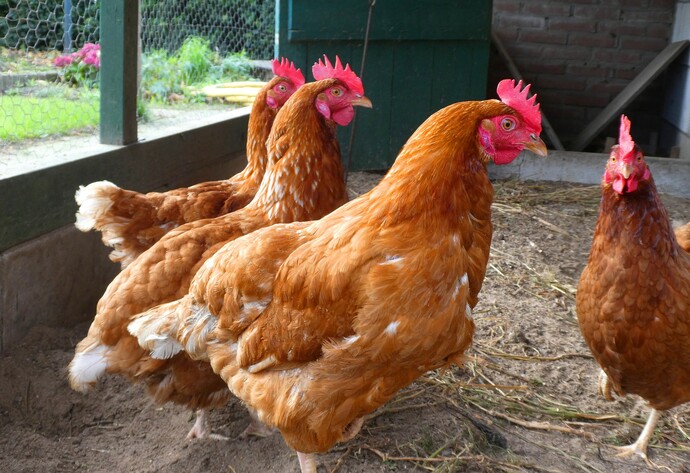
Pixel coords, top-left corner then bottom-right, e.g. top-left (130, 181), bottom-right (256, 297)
top-left (597, 369), bottom-right (614, 401)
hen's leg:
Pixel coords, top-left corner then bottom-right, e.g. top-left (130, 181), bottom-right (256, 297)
top-left (238, 410), bottom-right (276, 438)
top-left (186, 408), bottom-right (229, 440)
top-left (341, 417), bottom-right (364, 442)
top-left (296, 452), bottom-right (317, 473)
top-left (597, 369), bottom-right (614, 401)
top-left (614, 408), bottom-right (660, 467)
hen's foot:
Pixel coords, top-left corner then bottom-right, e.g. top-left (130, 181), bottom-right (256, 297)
top-left (238, 418), bottom-right (276, 439)
top-left (296, 452), bottom-right (317, 473)
top-left (186, 408), bottom-right (229, 441)
top-left (613, 408), bottom-right (661, 468)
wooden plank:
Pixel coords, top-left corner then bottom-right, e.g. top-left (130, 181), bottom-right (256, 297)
top-left (0, 114), bottom-right (249, 252)
top-left (100, 0), bottom-right (138, 145)
top-left (571, 40), bottom-right (689, 152)
top-left (288, 0), bottom-right (491, 42)
top-left (491, 31), bottom-right (565, 151)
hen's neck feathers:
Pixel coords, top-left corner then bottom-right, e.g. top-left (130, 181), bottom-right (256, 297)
top-left (360, 100), bottom-right (511, 226)
top-left (594, 178), bottom-right (681, 260)
top-left (249, 80), bottom-right (346, 222)
top-left (236, 84), bottom-right (277, 184)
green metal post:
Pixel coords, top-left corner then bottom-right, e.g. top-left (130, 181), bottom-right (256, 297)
top-left (100, 0), bottom-right (138, 145)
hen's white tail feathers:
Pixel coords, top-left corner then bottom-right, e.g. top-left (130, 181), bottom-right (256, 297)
top-left (74, 181), bottom-right (119, 232)
top-left (68, 343), bottom-right (110, 392)
top-left (128, 301), bottom-right (185, 360)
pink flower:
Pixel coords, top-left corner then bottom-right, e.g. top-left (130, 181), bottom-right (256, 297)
top-left (53, 55), bottom-right (73, 67)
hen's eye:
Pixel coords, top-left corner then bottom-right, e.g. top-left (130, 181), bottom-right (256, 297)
top-left (331, 87), bottom-right (343, 97)
top-left (611, 157), bottom-right (616, 163)
top-left (501, 118), bottom-right (516, 131)
top-left (637, 155), bottom-right (642, 162)
top-left (277, 84), bottom-right (287, 93)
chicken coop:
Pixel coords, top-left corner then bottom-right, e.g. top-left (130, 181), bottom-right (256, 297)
top-left (2, 1), bottom-right (690, 472)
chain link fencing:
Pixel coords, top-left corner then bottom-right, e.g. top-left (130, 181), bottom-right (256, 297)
top-left (1, 0), bottom-right (275, 165)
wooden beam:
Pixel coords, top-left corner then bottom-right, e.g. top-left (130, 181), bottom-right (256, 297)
top-left (100, 0), bottom-right (138, 145)
top-left (491, 31), bottom-right (564, 151)
top-left (571, 40), bottom-right (689, 152)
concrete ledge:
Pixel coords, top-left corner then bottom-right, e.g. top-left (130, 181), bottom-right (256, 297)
top-left (0, 225), bottom-right (118, 353)
top-left (489, 150), bottom-right (690, 198)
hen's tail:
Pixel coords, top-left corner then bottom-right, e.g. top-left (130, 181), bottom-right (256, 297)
top-left (75, 181), bottom-right (165, 268)
top-left (68, 336), bottom-right (111, 392)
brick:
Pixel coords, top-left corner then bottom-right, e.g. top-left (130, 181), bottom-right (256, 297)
top-left (619, 0), bottom-right (650, 6)
top-left (519, 60), bottom-right (567, 75)
top-left (508, 42), bottom-right (547, 59)
top-left (613, 67), bottom-right (641, 80)
top-left (566, 64), bottom-right (611, 80)
top-left (519, 29), bottom-right (567, 45)
top-left (496, 13), bottom-right (546, 29)
top-left (542, 45), bottom-right (592, 60)
top-left (548, 18), bottom-right (597, 33)
top-left (622, 10), bottom-right (673, 22)
top-left (535, 90), bottom-right (566, 107)
top-left (562, 91), bottom-right (611, 107)
top-left (573, 6), bottom-right (622, 20)
top-left (597, 22), bottom-right (649, 37)
top-left (649, 0), bottom-right (674, 7)
top-left (646, 24), bottom-right (671, 39)
top-left (494, 27), bottom-right (519, 42)
top-left (492, 0), bottom-right (521, 13)
top-left (620, 35), bottom-right (668, 52)
top-left (521, 3), bottom-right (572, 18)
top-left (590, 81), bottom-right (627, 97)
top-left (537, 74), bottom-right (588, 91)
top-left (591, 49), bottom-right (642, 64)
top-left (568, 33), bottom-right (616, 48)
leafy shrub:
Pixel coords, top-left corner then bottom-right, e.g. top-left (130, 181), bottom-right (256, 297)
top-left (140, 36), bottom-right (255, 103)
top-left (54, 42), bottom-right (100, 87)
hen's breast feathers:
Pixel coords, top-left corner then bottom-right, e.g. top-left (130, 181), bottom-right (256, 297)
top-left (577, 182), bottom-right (690, 409)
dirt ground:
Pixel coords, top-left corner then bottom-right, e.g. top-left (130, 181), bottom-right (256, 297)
top-left (1, 173), bottom-right (689, 473)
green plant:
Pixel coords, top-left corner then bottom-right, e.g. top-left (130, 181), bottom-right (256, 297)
top-left (54, 42), bottom-right (100, 88)
top-left (140, 37), bottom-right (255, 104)
top-left (176, 36), bottom-right (213, 85)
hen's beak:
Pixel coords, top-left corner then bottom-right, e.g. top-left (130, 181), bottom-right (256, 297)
top-left (620, 163), bottom-right (633, 179)
top-left (351, 95), bottom-right (373, 109)
top-left (523, 133), bottom-right (548, 157)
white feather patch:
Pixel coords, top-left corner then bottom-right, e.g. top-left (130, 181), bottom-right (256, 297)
top-left (384, 321), bottom-right (400, 335)
top-left (74, 181), bottom-right (118, 231)
top-left (69, 344), bottom-right (110, 391)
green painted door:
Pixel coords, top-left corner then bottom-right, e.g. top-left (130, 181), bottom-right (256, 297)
top-left (277, 0), bottom-right (492, 170)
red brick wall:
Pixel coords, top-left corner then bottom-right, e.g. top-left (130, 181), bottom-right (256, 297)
top-left (490, 0), bottom-right (676, 153)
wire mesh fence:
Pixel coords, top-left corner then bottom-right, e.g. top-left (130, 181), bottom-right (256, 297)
top-left (1, 0), bottom-right (275, 166)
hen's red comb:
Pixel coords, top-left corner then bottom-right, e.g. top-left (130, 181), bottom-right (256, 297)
top-left (272, 57), bottom-right (305, 87)
top-left (312, 55), bottom-right (364, 95)
top-left (618, 115), bottom-right (635, 158)
top-left (496, 79), bottom-right (542, 132)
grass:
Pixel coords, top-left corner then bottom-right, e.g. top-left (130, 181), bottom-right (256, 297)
top-left (0, 94), bottom-right (99, 141)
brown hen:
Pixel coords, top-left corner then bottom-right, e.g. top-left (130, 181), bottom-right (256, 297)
top-left (75, 58), bottom-right (305, 268)
top-left (576, 115), bottom-right (690, 464)
top-left (130, 79), bottom-right (547, 472)
top-left (68, 56), bottom-right (372, 440)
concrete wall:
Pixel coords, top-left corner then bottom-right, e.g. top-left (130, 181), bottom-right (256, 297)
top-left (491, 0), bottom-right (676, 153)
top-left (0, 111), bottom-right (249, 353)
top-left (489, 149), bottom-right (690, 198)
